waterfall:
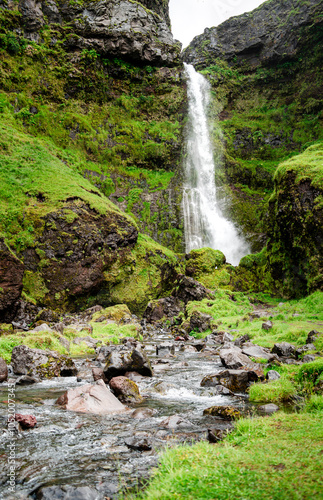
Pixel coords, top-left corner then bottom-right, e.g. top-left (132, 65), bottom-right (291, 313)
top-left (182, 63), bottom-right (250, 266)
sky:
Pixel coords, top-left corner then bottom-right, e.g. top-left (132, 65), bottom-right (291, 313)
top-left (169, 0), bottom-right (266, 48)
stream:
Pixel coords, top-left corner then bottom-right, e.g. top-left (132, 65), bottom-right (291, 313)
top-left (0, 328), bottom-right (253, 499)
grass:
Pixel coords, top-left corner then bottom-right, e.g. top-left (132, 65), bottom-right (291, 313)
top-left (125, 410), bottom-right (323, 499)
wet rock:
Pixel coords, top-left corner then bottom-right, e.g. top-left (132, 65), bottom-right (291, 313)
top-left (302, 355), bottom-right (316, 363)
top-left (258, 404), bottom-right (280, 414)
top-left (156, 342), bottom-right (175, 356)
top-left (262, 321), bottom-right (273, 331)
top-left (131, 408), bottom-right (158, 419)
top-left (307, 330), bottom-right (321, 344)
top-left (16, 374), bottom-right (40, 385)
top-left (109, 376), bottom-right (143, 404)
top-left (191, 341), bottom-right (206, 352)
top-left (92, 367), bottom-right (105, 382)
top-left (104, 347), bottom-right (153, 381)
top-left (214, 385), bottom-right (234, 396)
top-left (219, 347), bottom-right (251, 369)
top-left (0, 357), bottom-right (8, 382)
top-left (272, 342), bottom-right (296, 357)
top-left (266, 370), bottom-right (281, 381)
top-left (56, 379), bottom-right (125, 414)
top-left (189, 311), bottom-right (212, 333)
top-left (0, 238), bottom-right (24, 322)
top-left (203, 406), bottom-right (241, 420)
top-left (124, 371), bottom-right (146, 382)
top-left (179, 344), bottom-right (197, 353)
top-left (242, 345), bottom-right (273, 360)
top-left (207, 428), bottom-right (227, 443)
top-left (11, 345), bottom-right (77, 378)
top-left (152, 381), bottom-right (176, 394)
top-left (173, 275), bottom-right (210, 304)
top-left (234, 334), bottom-right (250, 347)
top-left (201, 370), bottom-right (250, 392)
top-left (125, 436), bottom-right (152, 451)
top-left (203, 333), bottom-right (221, 345)
top-left (96, 345), bottom-right (114, 363)
top-left (295, 344), bottom-right (316, 359)
top-left (143, 296), bottom-right (182, 323)
top-left (15, 414), bottom-right (37, 429)
top-left (159, 415), bottom-right (192, 429)
top-left (36, 485), bottom-right (98, 500)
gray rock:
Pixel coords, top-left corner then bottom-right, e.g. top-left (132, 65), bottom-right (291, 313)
top-left (262, 321), bottom-right (273, 331)
top-left (302, 355), bottom-right (316, 363)
top-left (16, 374), bottom-right (40, 385)
top-left (73, 336), bottom-right (98, 348)
top-left (159, 415), bottom-right (192, 429)
top-left (29, 323), bottom-right (53, 333)
top-left (242, 345), bottom-right (273, 360)
top-left (219, 347), bottom-right (251, 369)
top-left (125, 435), bottom-right (152, 451)
top-left (295, 344), bottom-right (316, 359)
top-left (189, 311), bottom-right (212, 333)
top-left (306, 330), bottom-right (321, 344)
top-left (266, 370), bottom-right (281, 381)
top-left (271, 342), bottom-right (296, 358)
top-left (0, 357), bottom-right (8, 382)
top-left (11, 345), bottom-right (77, 378)
top-left (36, 485), bottom-right (98, 500)
top-left (234, 334), bottom-right (250, 347)
top-left (143, 296), bottom-right (181, 323)
top-left (258, 404), bottom-right (280, 414)
top-left (104, 347), bottom-right (153, 381)
top-left (156, 342), bottom-right (175, 356)
top-left (201, 370), bottom-right (249, 393)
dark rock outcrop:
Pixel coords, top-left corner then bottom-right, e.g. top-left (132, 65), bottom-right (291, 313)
top-left (0, 239), bottom-right (24, 322)
top-left (173, 275), bottom-right (210, 304)
top-left (104, 346), bottom-right (153, 381)
top-left (143, 296), bottom-right (182, 323)
top-left (183, 0), bottom-right (323, 69)
top-left (7, 0), bottom-right (181, 66)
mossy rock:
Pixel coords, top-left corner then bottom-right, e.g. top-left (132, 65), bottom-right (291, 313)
top-left (91, 304), bottom-right (133, 323)
top-left (203, 405), bottom-right (241, 420)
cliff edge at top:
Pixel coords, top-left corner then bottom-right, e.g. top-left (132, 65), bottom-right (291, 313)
top-left (0, 0), bottom-right (181, 66)
top-left (183, 0), bottom-right (323, 69)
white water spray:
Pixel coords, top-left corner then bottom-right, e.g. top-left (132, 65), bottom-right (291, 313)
top-left (182, 63), bottom-right (250, 265)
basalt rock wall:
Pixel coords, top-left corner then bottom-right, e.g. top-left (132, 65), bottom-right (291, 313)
top-left (1, 0), bottom-right (181, 66)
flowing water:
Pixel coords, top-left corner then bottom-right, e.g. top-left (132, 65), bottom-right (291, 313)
top-left (183, 63), bottom-right (250, 265)
top-left (0, 330), bottom-right (251, 499)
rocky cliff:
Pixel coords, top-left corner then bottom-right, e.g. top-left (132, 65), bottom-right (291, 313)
top-left (1, 0), bottom-right (181, 66)
top-left (183, 0), bottom-right (323, 69)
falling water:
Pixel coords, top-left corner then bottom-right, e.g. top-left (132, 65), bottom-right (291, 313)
top-left (183, 63), bottom-right (250, 265)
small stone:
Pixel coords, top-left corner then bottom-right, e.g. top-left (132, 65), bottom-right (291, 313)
top-left (302, 355), bottom-right (316, 363)
top-left (272, 342), bottom-right (296, 357)
top-left (262, 321), bottom-right (273, 330)
top-left (258, 404), bottom-right (279, 414)
top-left (203, 406), bottom-right (241, 420)
top-left (266, 370), bottom-right (281, 381)
top-left (156, 343), bottom-right (175, 356)
top-left (15, 414), bottom-right (37, 429)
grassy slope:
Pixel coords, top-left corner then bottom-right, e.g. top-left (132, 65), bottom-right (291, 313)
top-left (126, 410), bottom-right (323, 500)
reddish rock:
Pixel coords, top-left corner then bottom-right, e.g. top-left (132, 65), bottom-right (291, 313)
top-left (0, 239), bottom-right (24, 321)
top-left (56, 379), bottom-right (125, 414)
top-left (15, 414), bottom-right (37, 429)
top-left (92, 367), bottom-right (105, 382)
top-left (109, 376), bottom-right (143, 404)
top-left (0, 357), bottom-right (8, 382)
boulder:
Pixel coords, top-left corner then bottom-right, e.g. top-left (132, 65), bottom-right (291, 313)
top-left (125, 436), bottom-right (152, 451)
top-left (201, 370), bottom-right (249, 393)
top-left (203, 406), bottom-right (241, 420)
top-left (14, 414), bottom-right (37, 429)
top-left (143, 296), bottom-right (182, 323)
top-left (307, 330), bottom-right (321, 344)
top-left (104, 347), bottom-right (153, 381)
top-left (234, 334), bottom-right (250, 347)
top-left (11, 345), bottom-right (77, 378)
top-left (266, 370), bottom-right (281, 381)
top-left (0, 357), bottom-right (8, 382)
top-left (16, 375), bottom-right (40, 385)
top-left (109, 376), bottom-right (143, 404)
top-left (302, 355), bottom-right (316, 363)
top-left (156, 343), bottom-right (175, 356)
top-left (173, 275), bottom-right (210, 303)
top-left (219, 347), bottom-right (251, 369)
top-left (35, 485), bottom-right (98, 500)
top-left (96, 345), bottom-right (115, 363)
top-left (271, 343), bottom-right (296, 357)
top-left (56, 379), bottom-right (125, 414)
top-left (262, 321), bottom-right (273, 331)
top-left (242, 345), bottom-right (273, 361)
top-left (295, 344), bottom-right (316, 359)
top-left (189, 311), bottom-right (212, 333)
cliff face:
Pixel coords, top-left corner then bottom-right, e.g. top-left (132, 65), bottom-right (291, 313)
top-left (183, 0), bottom-right (323, 69)
top-left (1, 0), bottom-right (180, 66)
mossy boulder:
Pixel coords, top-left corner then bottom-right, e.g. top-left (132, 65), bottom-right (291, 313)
top-left (11, 345), bottom-right (77, 378)
top-left (91, 304), bottom-right (133, 324)
top-left (203, 405), bottom-right (241, 420)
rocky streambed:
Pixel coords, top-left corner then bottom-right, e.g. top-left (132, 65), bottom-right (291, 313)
top-left (0, 322), bottom-right (306, 500)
